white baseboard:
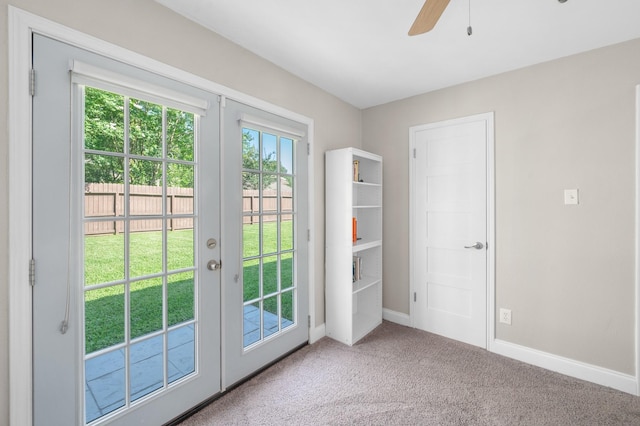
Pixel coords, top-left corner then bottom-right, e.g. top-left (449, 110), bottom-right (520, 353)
top-left (383, 308), bottom-right (411, 327)
top-left (491, 339), bottom-right (639, 395)
top-left (309, 323), bottom-right (325, 344)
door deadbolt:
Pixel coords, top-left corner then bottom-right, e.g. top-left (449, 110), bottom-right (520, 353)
top-left (207, 259), bottom-right (222, 271)
top-left (206, 238), bottom-right (217, 249)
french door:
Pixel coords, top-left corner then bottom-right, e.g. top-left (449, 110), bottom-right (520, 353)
top-left (32, 34), bottom-right (311, 425)
top-left (32, 34), bottom-right (221, 425)
top-left (222, 100), bottom-right (309, 387)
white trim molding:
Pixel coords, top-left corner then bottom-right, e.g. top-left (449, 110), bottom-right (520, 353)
top-left (635, 84), bottom-right (640, 396)
top-left (492, 339), bottom-right (638, 395)
top-left (8, 6), bottom-right (35, 426)
top-left (383, 309), bottom-right (411, 327)
top-left (8, 6), bottom-right (317, 424)
top-left (309, 323), bottom-right (326, 344)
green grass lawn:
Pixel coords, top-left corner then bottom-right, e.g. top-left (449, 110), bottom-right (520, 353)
top-left (84, 221), bottom-right (294, 354)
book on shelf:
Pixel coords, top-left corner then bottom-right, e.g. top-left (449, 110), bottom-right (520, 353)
top-left (352, 217), bottom-right (357, 243)
top-left (353, 160), bottom-right (359, 182)
top-left (352, 255), bottom-right (362, 282)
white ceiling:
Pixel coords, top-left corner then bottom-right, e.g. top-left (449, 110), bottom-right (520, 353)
top-left (156, 0), bottom-right (640, 109)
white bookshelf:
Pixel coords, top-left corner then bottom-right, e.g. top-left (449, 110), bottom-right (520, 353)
top-left (325, 147), bottom-right (382, 345)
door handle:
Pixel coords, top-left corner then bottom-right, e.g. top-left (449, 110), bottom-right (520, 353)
top-left (464, 242), bottom-right (484, 250)
top-left (207, 259), bottom-right (222, 271)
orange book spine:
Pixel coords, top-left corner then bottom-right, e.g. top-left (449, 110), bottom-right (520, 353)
top-left (352, 217), bottom-right (357, 243)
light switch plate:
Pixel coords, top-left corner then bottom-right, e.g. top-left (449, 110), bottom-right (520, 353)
top-left (564, 189), bottom-right (579, 205)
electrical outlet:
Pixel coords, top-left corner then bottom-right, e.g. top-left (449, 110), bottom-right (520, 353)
top-left (499, 308), bottom-right (512, 325)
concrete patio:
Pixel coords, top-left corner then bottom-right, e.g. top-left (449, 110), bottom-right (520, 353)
top-left (85, 305), bottom-right (292, 423)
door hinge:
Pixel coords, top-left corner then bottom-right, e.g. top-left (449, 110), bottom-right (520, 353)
top-left (29, 69), bottom-right (36, 97)
top-left (29, 258), bottom-right (36, 287)
top-left (307, 229), bottom-right (310, 242)
top-left (307, 142), bottom-right (310, 155)
top-left (308, 315), bottom-right (311, 328)
top-left (413, 148), bottom-right (416, 159)
top-left (413, 292), bottom-right (417, 302)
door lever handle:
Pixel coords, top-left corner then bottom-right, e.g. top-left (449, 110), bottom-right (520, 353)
top-left (464, 242), bottom-right (484, 250)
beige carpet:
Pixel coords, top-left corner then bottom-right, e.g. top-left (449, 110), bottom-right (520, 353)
top-left (177, 321), bottom-right (640, 425)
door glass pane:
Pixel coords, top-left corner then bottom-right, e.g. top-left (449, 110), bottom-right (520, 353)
top-left (242, 219), bottom-right (260, 258)
top-left (130, 336), bottom-right (164, 401)
top-left (130, 158), bottom-right (163, 194)
top-left (281, 216), bottom-right (293, 251)
top-left (243, 301), bottom-right (260, 347)
top-left (167, 219), bottom-right (194, 271)
top-left (129, 219), bottom-right (163, 278)
top-left (263, 296), bottom-right (278, 339)
top-left (242, 129), bottom-right (260, 170)
top-left (130, 277), bottom-right (163, 339)
top-left (83, 86), bottom-right (199, 423)
top-left (263, 219), bottom-right (278, 255)
top-left (84, 221), bottom-right (125, 285)
top-left (129, 98), bottom-right (163, 158)
top-left (262, 133), bottom-right (277, 170)
top-left (263, 255), bottom-right (278, 295)
top-left (280, 182), bottom-right (293, 213)
top-left (281, 253), bottom-right (294, 290)
top-left (280, 138), bottom-right (293, 175)
top-left (84, 154), bottom-right (125, 217)
top-left (168, 272), bottom-right (195, 324)
top-left (241, 126), bottom-right (298, 349)
top-left (168, 163), bottom-right (194, 210)
top-left (243, 259), bottom-right (259, 303)
top-left (166, 108), bottom-right (194, 161)
top-left (85, 349), bottom-right (125, 423)
top-left (168, 325), bottom-right (195, 383)
top-left (84, 87), bottom-right (124, 153)
top-left (85, 285), bottom-right (125, 353)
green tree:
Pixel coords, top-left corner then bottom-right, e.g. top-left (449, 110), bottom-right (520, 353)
top-left (83, 87), bottom-right (289, 192)
top-left (84, 87), bottom-right (126, 184)
top-left (84, 88), bottom-right (195, 189)
top-left (242, 130), bottom-right (291, 190)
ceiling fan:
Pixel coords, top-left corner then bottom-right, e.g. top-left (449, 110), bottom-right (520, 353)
top-left (408, 0), bottom-right (452, 36)
top-left (409, 0), bottom-right (568, 36)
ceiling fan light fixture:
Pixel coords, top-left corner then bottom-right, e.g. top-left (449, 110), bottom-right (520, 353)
top-left (558, 0), bottom-right (568, 3)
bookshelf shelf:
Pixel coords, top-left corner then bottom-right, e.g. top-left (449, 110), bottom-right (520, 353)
top-left (353, 276), bottom-right (381, 295)
top-left (352, 239), bottom-right (381, 253)
top-left (325, 147), bottom-right (382, 346)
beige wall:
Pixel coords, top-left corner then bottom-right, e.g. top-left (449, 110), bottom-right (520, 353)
top-left (0, 1), bottom-right (361, 423)
top-left (2, 1), bottom-right (639, 422)
top-left (363, 38), bottom-right (640, 375)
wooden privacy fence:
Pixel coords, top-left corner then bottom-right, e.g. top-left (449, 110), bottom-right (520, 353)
top-left (84, 183), bottom-right (292, 235)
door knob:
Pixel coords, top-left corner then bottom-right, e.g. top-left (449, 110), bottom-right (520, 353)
top-left (464, 242), bottom-right (484, 250)
top-left (207, 259), bottom-right (222, 271)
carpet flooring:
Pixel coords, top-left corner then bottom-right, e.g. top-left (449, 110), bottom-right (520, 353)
top-left (177, 321), bottom-right (640, 425)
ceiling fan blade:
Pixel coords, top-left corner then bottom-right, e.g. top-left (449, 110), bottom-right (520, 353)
top-left (408, 0), bottom-right (451, 36)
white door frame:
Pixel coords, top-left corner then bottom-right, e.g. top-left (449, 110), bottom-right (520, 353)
top-left (8, 7), bottom-right (316, 425)
top-left (635, 84), bottom-right (640, 396)
top-left (408, 112), bottom-right (495, 349)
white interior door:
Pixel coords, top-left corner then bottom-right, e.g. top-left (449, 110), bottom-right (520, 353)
top-left (410, 114), bottom-right (491, 348)
top-left (32, 34), bottom-right (221, 425)
top-left (222, 100), bottom-right (309, 387)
